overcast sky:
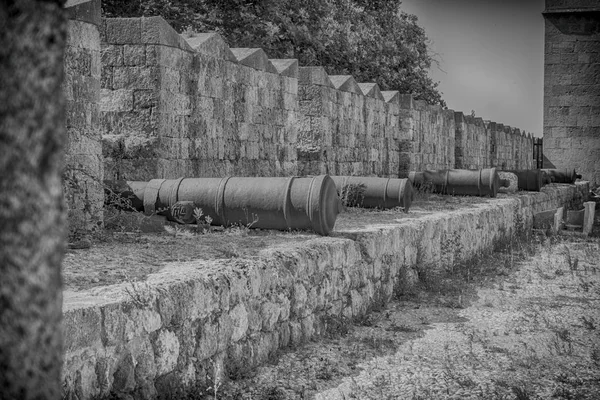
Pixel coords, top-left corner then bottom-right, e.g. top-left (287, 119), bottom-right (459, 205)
top-left (400, 0), bottom-right (546, 137)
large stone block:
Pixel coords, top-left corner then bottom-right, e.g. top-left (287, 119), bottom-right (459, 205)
top-left (152, 329), bottom-right (180, 377)
top-left (185, 32), bottom-right (237, 62)
top-left (140, 16), bottom-right (193, 51)
top-left (62, 307), bottom-right (103, 352)
top-left (105, 18), bottom-right (142, 44)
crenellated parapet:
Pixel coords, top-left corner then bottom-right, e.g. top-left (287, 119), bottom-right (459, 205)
top-left (100, 16), bottom-right (300, 182)
top-left (97, 14), bottom-right (533, 184)
top-left (63, 9), bottom-right (535, 232)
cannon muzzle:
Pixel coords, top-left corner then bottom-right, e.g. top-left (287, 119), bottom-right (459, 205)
top-left (541, 169), bottom-right (582, 184)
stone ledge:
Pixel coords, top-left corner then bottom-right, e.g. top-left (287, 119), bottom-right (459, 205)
top-left (298, 67), bottom-right (334, 87)
top-left (184, 33), bottom-right (237, 62)
top-left (65, 0), bottom-right (101, 26)
top-left (357, 82), bottom-right (384, 100)
top-left (230, 48), bottom-right (278, 74)
top-left (270, 59), bottom-right (299, 78)
top-left (381, 90), bottom-right (400, 104)
top-left (329, 75), bottom-right (361, 94)
top-left (103, 17), bottom-right (193, 52)
top-left (61, 182), bottom-right (589, 399)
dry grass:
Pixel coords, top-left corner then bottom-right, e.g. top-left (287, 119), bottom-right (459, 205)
top-left (199, 233), bottom-right (600, 400)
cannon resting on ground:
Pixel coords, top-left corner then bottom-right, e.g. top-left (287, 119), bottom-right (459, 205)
top-left (504, 169), bottom-right (551, 192)
top-left (407, 168), bottom-right (509, 197)
top-left (331, 176), bottom-right (414, 211)
top-left (541, 169), bottom-right (582, 184)
top-left (105, 175), bottom-right (342, 235)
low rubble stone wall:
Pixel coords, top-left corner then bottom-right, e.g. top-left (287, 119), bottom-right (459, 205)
top-left (61, 182), bottom-right (588, 399)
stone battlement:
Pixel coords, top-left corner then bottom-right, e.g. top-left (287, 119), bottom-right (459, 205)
top-left (63, 0), bottom-right (535, 232)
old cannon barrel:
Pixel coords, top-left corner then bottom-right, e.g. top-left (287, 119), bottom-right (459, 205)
top-left (407, 168), bottom-right (509, 197)
top-left (331, 176), bottom-right (414, 211)
top-left (106, 175), bottom-right (341, 235)
top-left (505, 169), bottom-right (549, 192)
top-left (541, 169), bottom-right (582, 184)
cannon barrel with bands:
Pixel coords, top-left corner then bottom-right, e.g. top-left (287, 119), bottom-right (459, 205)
top-left (505, 169), bottom-right (550, 192)
top-left (541, 169), bottom-right (582, 184)
top-left (331, 176), bottom-right (414, 211)
top-left (105, 175), bottom-right (342, 235)
top-left (407, 168), bottom-right (509, 197)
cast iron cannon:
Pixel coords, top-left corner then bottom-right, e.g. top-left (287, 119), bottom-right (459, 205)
top-left (105, 175), bottom-right (342, 235)
top-left (407, 168), bottom-right (509, 197)
top-left (541, 169), bottom-right (582, 184)
top-left (505, 169), bottom-right (551, 192)
top-left (331, 176), bottom-right (414, 211)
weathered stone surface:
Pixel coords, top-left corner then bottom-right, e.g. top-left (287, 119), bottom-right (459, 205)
top-left (357, 82), bottom-right (384, 100)
top-left (63, 307), bottom-right (103, 351)
top-left (195, 319), bottom-right (218, 361)
top-left (566, 208), bottom-right (585, 227)
top-left (0, 1), bottom-right (67, 398)
top-left (230, 303), bottom-right (249, 341)
top-left (583, 201), bottom-right (596, 235)
top-left (96, 15), bottom-right (534, 182)
top-left (105, 18), bottom-right (142, 44)
top-left (113, 353), bottom-right (136, 393)
top-left (153, 329), bottom-right (180, 376)
top-left (184, 32), bottom-right (237, 62)
top-left (543, 1), bottom-right (600, 186)
top-left (498, 171), bottom-right (519, 193)
top-left (66, 0), bottom-right (102, 26)
top-left (64, 6), bottom-right (104, 234)
top-left (382, 90), bottom-right (400, 103)
top-left (270, 59), bottom-right (299, 78)
top-left (299, 66), bottom-right (334, 87)
top-left (534, 209), bottom-right (556, 229)
top-left (230, 48), bottom-right (278, 74)
top-left (141, 17), bottom-right (193, 51)
top-left (328, 75), bottom-right (361, 93)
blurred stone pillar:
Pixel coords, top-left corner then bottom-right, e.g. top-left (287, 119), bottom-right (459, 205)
top-left (0, 0), bottom-right (67, 398)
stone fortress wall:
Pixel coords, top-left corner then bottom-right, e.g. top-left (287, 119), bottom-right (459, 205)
top-left (63, 0), bottom-right (104, 233)
top-left (542, 0), bottom-right (600, 187)
top-left (64, 0), bottom-right (534, 232)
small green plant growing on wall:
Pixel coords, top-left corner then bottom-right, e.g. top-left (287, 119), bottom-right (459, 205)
top-left (339, 183), bottom-right (367, 207)
top-left (193, 207), bottom-right (213, 234)
top-left (206, 358), bottom-right (222, 400)
top-left (123, 275), bottom-right (155, 308)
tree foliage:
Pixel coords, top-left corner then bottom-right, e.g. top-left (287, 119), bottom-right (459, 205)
top-left (102, 0), bottom-right (445, 106)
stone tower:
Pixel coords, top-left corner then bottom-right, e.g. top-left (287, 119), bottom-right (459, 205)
top-left (543, 0), bottom-right (600, 186)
